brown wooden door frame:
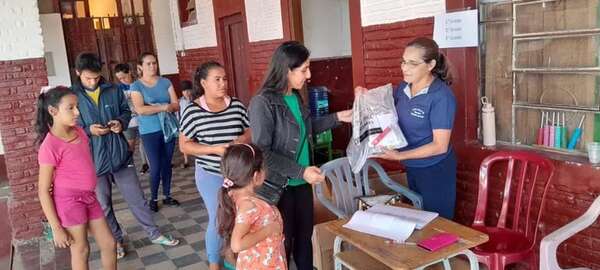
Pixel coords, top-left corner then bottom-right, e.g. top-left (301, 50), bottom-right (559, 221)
top-left (219, 13), bottom-right (251, 105)
top-left (288, 0), bottom-right (304, 42)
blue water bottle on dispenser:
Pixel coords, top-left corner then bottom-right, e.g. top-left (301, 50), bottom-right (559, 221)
top-left (309, 86), bottom-right (329, 117)
top-left (308, 86), bottom-right (333, 162)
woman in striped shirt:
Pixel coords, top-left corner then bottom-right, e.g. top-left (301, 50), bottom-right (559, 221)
top-left (179, 61), bottom-right (250, 270)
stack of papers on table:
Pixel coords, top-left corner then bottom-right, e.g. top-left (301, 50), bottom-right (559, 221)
top-left (343, 205), bottom-right (439, 242)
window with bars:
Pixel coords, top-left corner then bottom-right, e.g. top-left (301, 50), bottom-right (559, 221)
top-left (480, 0), bottom-right (600, 156)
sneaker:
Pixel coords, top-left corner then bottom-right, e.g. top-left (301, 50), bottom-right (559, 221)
top-left (149, 200), bottom-right (158, 212)
top-left (116, 244), bottom-right (126, 260)
top-left (140, 163), bottom-right (149, 175)
top-left (151, 234), bottom-right (179, 246)
top-left (163, 197), bottom-right (180, 207)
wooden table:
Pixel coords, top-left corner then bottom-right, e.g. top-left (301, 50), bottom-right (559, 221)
top-left (325, 214), bottom-right (489, 270)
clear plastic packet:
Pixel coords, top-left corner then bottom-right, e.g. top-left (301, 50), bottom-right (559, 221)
top-left (346, 83), bottom-right (408, 173)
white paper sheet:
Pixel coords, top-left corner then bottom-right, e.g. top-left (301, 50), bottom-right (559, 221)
top-left (343, 211), bottom-right (416, 242)
top-left (244, 0), bottom-right (284, 42)
top-left (367, 204), bottom-right (438, 229)
top-left (433, 9), bottom-right (479, 48)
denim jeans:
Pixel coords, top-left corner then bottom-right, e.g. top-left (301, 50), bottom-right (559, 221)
top-left (140, 131), bottom-right (175, 200)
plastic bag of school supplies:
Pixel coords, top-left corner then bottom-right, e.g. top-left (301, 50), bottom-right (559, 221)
top-left (346, 83), bottom-right (407, 173)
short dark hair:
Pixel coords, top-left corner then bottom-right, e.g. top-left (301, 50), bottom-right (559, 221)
top-left (114, 63), bottom-right (130, 74)
top-left (180, 80), bottom-right (193, 91)
top-left (75, 52), bottom-right (102, 73)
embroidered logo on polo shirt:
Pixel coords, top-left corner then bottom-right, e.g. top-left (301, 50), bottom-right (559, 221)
top-left (410, 107), bottom-right (425, 119)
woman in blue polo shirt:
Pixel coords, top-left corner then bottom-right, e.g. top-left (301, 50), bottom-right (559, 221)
top-left (375, 37), bottom-right (457, 219)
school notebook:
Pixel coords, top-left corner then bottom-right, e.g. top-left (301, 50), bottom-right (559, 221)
top-left (342, 205), bottom-right (439, 243)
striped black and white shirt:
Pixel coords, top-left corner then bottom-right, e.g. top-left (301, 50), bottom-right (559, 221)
top-left (179, 97), bottom-right (249, 175)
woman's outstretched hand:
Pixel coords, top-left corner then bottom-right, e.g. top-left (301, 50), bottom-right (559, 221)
top-left (336, 110), bottom-right (352, 123)
top-left (336, 86), bottom-right (368, 123)
top-left (354, 86), bottom-right (368, 96)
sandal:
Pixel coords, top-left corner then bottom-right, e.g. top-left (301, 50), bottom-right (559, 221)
top-left (151, 234), bottom-right (179, 246)
top-left (116, 245), bottom-right (126, 259)
top-left (223, 260), bottom-right (236, 270)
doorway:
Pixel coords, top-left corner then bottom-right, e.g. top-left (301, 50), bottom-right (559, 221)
top-left (59, 0), bottom-right (155, 82)
top-left (220, 13), bottom-right (251, 105)
top-left (297, 0), bottom-right (353, 154)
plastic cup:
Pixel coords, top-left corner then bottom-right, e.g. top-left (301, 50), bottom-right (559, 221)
top-left (586, 142), bottom-right (600, 164)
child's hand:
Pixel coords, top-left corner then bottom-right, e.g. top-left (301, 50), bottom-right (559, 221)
top-left (52, 227), bottom-right (72, 248)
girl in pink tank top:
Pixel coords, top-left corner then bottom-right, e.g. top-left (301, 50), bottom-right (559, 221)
top-left (36, 86), bottom-right (116, 270)
top-left (217, 144), bottom-right (286, 270)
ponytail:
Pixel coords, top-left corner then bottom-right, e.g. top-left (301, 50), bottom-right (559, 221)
top-left (34, 86), bottom-right (76, 144)
top-left (217, 188), bottom-right (236, 249)
top-left (433, 53), bottom-right (452, 85)
top-left (35, 92), bottom-right (52, 144)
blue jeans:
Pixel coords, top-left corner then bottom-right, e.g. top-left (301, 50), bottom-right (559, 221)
top-left (141, 131), bottom-right (175, 200)
top-left (195, 166), bottom-right (223, 264)
top-left (406, 151), bottom-right (457, 219)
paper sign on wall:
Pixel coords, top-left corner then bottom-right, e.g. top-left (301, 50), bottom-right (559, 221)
top-left (433, 9), bottom-right (479, 48)
top-left (245, 0), bottom-right (284, 42)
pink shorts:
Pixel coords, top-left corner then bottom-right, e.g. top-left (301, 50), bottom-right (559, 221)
top-left (53, 188), bottom-right (104, 228)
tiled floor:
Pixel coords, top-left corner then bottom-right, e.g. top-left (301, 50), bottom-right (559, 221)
top-left (87, 151), bottom-right (212, 270)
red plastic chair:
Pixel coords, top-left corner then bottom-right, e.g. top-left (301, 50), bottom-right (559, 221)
top-left (471, 151), bottom-right (555, 270)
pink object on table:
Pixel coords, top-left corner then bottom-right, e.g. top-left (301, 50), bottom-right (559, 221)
top-left (418, 233), bottom-right (459, 251)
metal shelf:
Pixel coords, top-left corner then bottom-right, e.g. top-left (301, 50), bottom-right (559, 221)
top-left (514, 28), bottom-right (600, 39)
top-left (509, 1), bottom-right (600, 147)
top-left (513, 103), bottom-right (600, 114)
top-left (512, 67), bottom-right (600, 74)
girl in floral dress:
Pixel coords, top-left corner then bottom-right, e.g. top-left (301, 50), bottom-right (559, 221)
top-left (217, 144), bottom-right (287, 270)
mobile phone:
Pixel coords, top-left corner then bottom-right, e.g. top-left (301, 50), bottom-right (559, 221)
top-left (106, 122), bottom-right (116, 128)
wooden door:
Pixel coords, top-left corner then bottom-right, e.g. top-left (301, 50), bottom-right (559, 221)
top-left (221, 14), bottom-right (251, 105)
top-left (60, 0), bottom-right (154, 82)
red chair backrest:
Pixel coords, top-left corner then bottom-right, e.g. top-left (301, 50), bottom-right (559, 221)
top-left (473, 151), bottom-right (555, 245)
